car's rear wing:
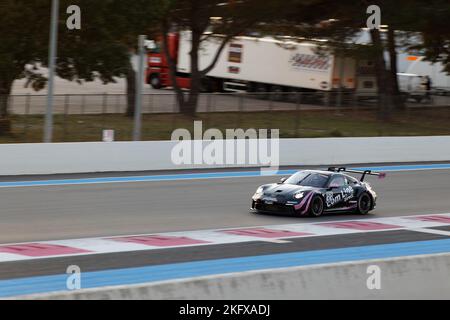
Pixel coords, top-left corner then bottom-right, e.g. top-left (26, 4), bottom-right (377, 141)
top-left (328, 167), bottom-right (386, 182)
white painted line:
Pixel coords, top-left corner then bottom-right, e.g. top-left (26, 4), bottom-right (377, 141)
top-left (1, 163), bottom-right (450, 189)
top-left (408, 228), bottom-right (450, 237)
top-left (46, 238), bottom-right (157, 252)
top-left (259, 239), bottom-right (292, 244)
top-left (270, 224), bottom-right (362, 236)
top-left (373, 216), bottom-right (449, 229)
top-left (0, 253), bottom-right (30, 262)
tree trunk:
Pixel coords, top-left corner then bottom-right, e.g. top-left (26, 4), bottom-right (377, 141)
top-left (0, 79), bottom-right (13, 135)
top-left (0, 95), bottom-right (9, 119)
top-left (161, 22), bottom-right (189, 116)
top-left (0, 78), bottom-right (13, 118)
top-left (387, 27), bottom-right (405, 110)
top-left (125, 57), bottom-right (136, 117)
top-left (370, 28), bottom-right (392, 120)
top-left (184, 31), bottom-right (202, 117)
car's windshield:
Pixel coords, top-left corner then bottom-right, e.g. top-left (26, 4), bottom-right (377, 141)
top-left (284, 172), bottom-right (330, 188)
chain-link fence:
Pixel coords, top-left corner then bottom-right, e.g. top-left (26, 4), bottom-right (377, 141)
top-left (6, 90), bottom-right (450, 115)
top-left (1, 91), bottom-right (449, 143)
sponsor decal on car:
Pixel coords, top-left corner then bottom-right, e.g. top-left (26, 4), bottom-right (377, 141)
top-left (325, 186), bottom-right (354, 208)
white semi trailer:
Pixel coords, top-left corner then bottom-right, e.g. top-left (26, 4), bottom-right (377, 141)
top-left (148, 31), bottom-right (377, 95)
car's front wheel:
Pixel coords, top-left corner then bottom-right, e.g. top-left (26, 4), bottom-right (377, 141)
top-left (357, 192), bottom-right (372, 215)
top-left (309, 195), bottom-right (325, 217)
top-left (150, 74), bottom-right (162, 89)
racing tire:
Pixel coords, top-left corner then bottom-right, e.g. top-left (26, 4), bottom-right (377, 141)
top-left (357, 192), bottom-right (372, 215)
top-left (308, 195), bottom-right (325, 217)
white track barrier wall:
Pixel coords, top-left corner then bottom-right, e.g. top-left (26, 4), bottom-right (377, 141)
top-left (0, 136), bottom-right (450, 175)
top-left (21, 253), bottom-right (450, 300)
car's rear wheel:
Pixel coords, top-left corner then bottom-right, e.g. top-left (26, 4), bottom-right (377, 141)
top-left (309, 195), bottom-right (324, 217)
top-left (357, 192), bottom-right (372, 215)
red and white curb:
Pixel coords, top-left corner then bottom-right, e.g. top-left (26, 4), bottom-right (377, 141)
top-left (1, 213), bottom-right (450, 262)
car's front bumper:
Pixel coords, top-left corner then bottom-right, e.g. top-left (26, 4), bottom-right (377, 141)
top-left (251, 199), bottom-right (297, 215)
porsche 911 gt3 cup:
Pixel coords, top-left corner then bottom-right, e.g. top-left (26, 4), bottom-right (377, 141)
top-left (251, 167), bottom-right (385, 217)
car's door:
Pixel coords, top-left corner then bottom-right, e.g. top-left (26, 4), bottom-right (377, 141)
top-left (325, 175), bottom-right (348, 209)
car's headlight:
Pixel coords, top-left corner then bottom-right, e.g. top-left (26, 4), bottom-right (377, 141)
top-left (256, 187), bottom-right (264, 194)
top-left (294, 192), bottom-right (304, 199)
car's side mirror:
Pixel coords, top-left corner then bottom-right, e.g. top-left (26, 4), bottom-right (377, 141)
top-left (279, 177), bottom-right (287, 184)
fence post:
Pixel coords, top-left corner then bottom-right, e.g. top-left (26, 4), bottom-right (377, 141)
top-left (44, 0), bottom-right (59, 143)
top-left (116, 94), bottom-right (121, 114)
top-left (206, 93), bottom-right (211, 129)
top-left (102, 92), bottom-right (108, 114)
top-left (101, 92), bottom-right (107, 129)
top-left (352, 91), bottom-right (357, 116)
top-left (63, 94), bottom-right (70, 141)
top-left (236, 93), bottom-right (244, 128)
top-left (23, 94), bottom-right (31, 140)
top-left (81, 95), bottom-right (86, 114)
top-left (147, 94), bottom-right (152, 114)
top-left (212, 92), bottom-right (216, 113)
top-left (133, 35), bottom-right (146, 141)
top-left (295, 92), bottom-right (301, 137)
top-left (267, 92), bottom-right (273, 129)
top-left (171, 93), bottom-right (178, 134)
top-left (337, 87), bottom-right (342, 110)
top-left (8, 95), bottom-right (14, 116)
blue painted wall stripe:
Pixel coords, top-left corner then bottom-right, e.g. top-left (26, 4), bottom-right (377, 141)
top-left (1, 238), bottom-right (450, 298)
top-left (0, 163), bottom-right (449, 188)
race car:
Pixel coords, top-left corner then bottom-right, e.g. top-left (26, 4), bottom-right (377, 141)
top-left (251, 167), bottom-right (385, 217)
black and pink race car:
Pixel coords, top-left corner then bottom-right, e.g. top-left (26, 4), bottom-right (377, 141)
top-left (251, 167), bottom-right (385, 217)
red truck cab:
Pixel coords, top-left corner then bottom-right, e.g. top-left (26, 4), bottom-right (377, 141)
top-left (146, 33), bottom-right (191, 89)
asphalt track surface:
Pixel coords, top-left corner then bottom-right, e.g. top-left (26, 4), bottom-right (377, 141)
top-left (0, 163), bottom-right (450, 297)
top-left (0, 164), bottom-right (450, 244)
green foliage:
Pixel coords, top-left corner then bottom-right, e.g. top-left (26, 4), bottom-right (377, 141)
top-left (0, 0), bottom-right (160, 95)
top-left (405, 0), bottom-right (450, 74)
top-left (155, 0), bottom-right (294, 115)
top-left (0, 1), bottom-right (48, 86)
top-left (0, 0), bottom-right (164, 119)
top-left (1, 0), bottom-right (449, 117)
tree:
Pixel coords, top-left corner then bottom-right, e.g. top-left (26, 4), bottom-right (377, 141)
top-left (365, 0), bottom-right (450, 111)
top-left (372, 0), bottom-right (429, 111)
top-left (48, 0), bottom-right (160, 117)
top-left (157, 0), bottom-right (289, 116)
top-left (101, 0), bottom-right (162, 116)
top-left (405, 0), bottom-right (450, 74)
top-left (156, 0), bottom-right (449, 117)
top-left (264, 0), bottom-right (427, 117)
top-left (0, 0), bottom-right (49, 129)
top-left (0, 0), bottom-right (160, 135)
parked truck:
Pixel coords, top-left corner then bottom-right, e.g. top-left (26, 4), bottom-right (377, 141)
top-left (146, 31), bottom-right (376, 96)
top-left (403, 56), bottom-right (450, 94)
